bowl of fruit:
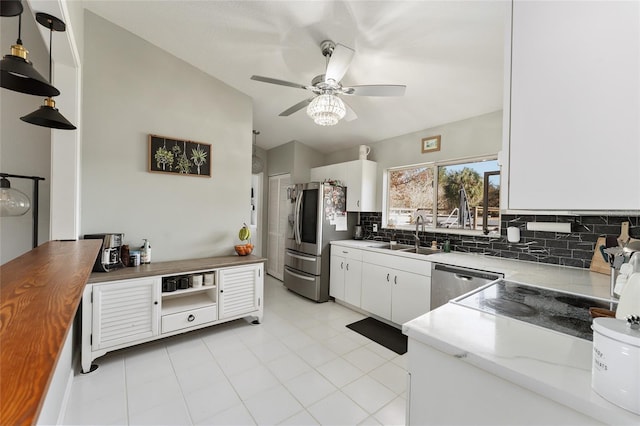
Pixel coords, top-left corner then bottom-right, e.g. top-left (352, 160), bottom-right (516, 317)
top-left (235, 224), bottom-right (254, 256)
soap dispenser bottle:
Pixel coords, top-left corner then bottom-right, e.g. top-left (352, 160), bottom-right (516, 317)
top-left (141, 239), bottom-right (151, 264)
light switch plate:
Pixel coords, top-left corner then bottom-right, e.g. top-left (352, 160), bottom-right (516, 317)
top-left (373, 224), bottom-right (378, 232)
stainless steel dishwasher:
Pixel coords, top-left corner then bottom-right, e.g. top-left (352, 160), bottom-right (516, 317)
top-left (431, 263), bottom-right (502, 310)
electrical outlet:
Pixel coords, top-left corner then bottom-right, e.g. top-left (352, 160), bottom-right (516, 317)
top-left (373, 224), bottom-right (378, 232)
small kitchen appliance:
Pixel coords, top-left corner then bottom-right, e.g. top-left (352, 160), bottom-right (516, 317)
top-left (354, 225), bottom-right (363, 240)
top-left (84, 233), bottom-right (125, 272)
top-left (592, 317), bottom-right (640, 414)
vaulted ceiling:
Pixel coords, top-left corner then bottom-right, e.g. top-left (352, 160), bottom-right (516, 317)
top-left (83, 0), bottom-right (507, 153)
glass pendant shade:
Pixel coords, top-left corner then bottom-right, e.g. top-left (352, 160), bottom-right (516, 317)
top-left (0, 177), bottom-right (31, 216)
top-left (20, 97), bottom-right (76, 129)
top-left (306, 94), bottom-right (346, 126)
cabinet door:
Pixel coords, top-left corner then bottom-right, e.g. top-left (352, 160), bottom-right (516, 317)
top-left (392, 271), bottom-right (430, 325)
top-left (329, 254), bottom-right (345, 300)
top-left (361, 264), bottom-right (392, 320)
top-left (345, 160), bottom-right (377, 212)
top-left (344, 260), bottom-right (363, 307)
top-left (507, 1), bottom-right (640, 210)
top-left (92, 277), bottom-right (160, 350)
top-left (219, 264), bottom-right (263, 319)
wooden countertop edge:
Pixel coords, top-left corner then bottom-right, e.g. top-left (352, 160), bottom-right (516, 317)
top-left (87, 254), bottom-right (266, 283)
top-left (0, 240), bottom-right (102, 426)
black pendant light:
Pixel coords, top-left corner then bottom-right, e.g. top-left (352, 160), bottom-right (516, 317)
top-left (20, 12), bottom-right (76, 130)
top-left (0, 6), bottom-right (60, 96)
top-left (0, 0), bottom-right (23, 17)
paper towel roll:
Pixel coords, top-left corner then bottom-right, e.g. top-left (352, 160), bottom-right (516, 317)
top-left (526, 222), bottom-right (572, 233)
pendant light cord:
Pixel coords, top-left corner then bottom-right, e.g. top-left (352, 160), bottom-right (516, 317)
top-left (48, 21), bottom-right (53, 83)
top-left (16, 13), bottom-right (22, 44)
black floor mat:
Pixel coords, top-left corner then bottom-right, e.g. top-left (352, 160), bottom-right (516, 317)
top-left (346, 317), bottom-right (407, 355)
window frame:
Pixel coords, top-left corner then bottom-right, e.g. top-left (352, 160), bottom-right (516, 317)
top-left (382, 154), bottom-right (500, 236)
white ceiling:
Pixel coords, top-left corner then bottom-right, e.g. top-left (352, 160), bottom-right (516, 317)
top-left (83, 0), bottom-right (507, 153)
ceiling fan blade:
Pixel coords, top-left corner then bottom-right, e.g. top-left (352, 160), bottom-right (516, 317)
top-left (279, 97), bottom-right (315, 116)
top-left (250, 75), bottom-right (308, 90)
top-left (343, 100), bottom-right (358, 122)
top-left (344, 85), bottom-right (407, 97)
top-left (324, 43), bottom-right (354, 83)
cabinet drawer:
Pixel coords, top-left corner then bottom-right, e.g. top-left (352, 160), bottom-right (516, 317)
top-left (332, 246), bottom-right (362, 261)
top-left (161, 305), bottom-right (217, 333)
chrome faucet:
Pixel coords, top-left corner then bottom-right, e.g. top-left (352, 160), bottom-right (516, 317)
top-left (415, 215), bottom-right (425, 250)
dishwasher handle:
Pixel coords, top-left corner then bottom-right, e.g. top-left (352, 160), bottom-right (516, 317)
top-left (433, 263), bottom-right (502, 281)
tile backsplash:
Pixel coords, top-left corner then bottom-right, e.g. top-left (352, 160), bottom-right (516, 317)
top-left (359, 212), bottom-right (640, 269)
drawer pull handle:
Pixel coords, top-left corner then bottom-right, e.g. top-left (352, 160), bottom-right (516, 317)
top-left (187, 314), bottom-right (195, 322)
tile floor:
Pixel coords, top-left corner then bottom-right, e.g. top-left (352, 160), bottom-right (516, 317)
top-left (63, 275), bottom-right (407, 425)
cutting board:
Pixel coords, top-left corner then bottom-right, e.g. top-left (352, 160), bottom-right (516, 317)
top-left (590, 237), bottom-right (611, 275)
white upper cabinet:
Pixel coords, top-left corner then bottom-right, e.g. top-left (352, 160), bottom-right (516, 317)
top-left (310, 159), bottom-right (378, 212)
top-left (344, 160), bottom-right (377, 212)
top-left (503, 1), bottom-right (640, 211)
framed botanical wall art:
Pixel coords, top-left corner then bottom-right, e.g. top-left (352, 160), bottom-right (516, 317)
top-left (421, 135), bottom-right (441, 153)
top-left (148, 134), bottom-right (211, 177)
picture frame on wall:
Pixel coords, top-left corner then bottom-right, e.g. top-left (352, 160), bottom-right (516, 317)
top-left (148, 134), bottom-right (211, 177)
top-left (421, 135), bottom-right (441, 153)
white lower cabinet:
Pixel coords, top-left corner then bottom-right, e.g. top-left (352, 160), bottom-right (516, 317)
top-left (361, 250), bottom-right (431, 324)
top-left (218, 263), bottom-right (263, 320)
top-left (82, 262), bottom-right (264, 373)
top-left (91, 277), bottom-right (161, 351)
top-left (330, 246), bottom-right (363, 307)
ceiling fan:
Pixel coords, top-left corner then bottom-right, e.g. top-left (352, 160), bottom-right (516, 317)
top-left (250, 40), bottom-right (406, 126)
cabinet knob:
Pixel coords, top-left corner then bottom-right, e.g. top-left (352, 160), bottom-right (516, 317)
top-left (187, 314), bottom-right (195, 322)
top-left (154, 301), bottom-right (158, 305)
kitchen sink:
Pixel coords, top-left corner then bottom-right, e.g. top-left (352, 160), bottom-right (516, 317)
top-left (372, 243), bottom-right (415, 251)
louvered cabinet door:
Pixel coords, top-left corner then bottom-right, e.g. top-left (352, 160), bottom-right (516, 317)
top-left (92, 277), bottom-right (161, 350)
top-left (218, 264), bottom-right (263, 320)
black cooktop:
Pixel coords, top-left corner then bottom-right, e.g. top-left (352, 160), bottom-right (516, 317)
top-left (453, 280), bottom-right (612, 341)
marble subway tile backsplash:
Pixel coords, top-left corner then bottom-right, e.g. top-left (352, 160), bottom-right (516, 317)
top-left (359, 213), bottom-right (640, 269)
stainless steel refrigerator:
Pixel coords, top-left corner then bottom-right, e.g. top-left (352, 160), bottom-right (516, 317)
top-left (284, 182), bottom-right (355, 302)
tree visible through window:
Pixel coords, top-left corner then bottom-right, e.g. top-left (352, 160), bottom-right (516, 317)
top-left (385, 158), bottom-right (500, 233)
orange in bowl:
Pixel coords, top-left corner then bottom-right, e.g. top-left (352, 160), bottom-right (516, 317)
top-left (235, 244), bottom-right (253, 256)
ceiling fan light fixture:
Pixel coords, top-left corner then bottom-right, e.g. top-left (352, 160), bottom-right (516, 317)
top-left (306, 94), bottom-right (346, 126)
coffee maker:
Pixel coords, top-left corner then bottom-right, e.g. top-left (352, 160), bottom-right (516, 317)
top-left (84, 233), bottom-right (125, 272)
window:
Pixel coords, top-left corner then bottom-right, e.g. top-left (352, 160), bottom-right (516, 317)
top-left (384, 157), bottom-right (500, 234)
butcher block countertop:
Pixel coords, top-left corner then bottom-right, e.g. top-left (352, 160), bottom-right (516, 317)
top-left (0, 240), bottom-right (101, 425)
top-left (87, 254), bottom-right (266, 284)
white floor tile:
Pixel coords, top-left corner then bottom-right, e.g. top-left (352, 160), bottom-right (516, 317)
top-left (316, 357), bottom-right (364, 388)
top-left (128, 399), bottom-right (192, 425)
top-left (307, 391), bottom-right (368, 426)
top-left (175, 361), bottom-right (227, 394)
top-left (373, 395), bottom-right (407, 426)
top-left (359, 415), bottom-right (383, 425)
top-left (243, 384), bottom-right (303, 425)
top-left (215, 347), bottom-right (261, 376)
top-left (343, 346), bottom-right (388, 373)
top-left (266, 352), bottom-right (312, 382)
top-left (247, 338), bottom-right (292, 363)
top-left (295, 342), bottom-right (338, 367)
top-left (64, 391), bottom-right (127, 425)
top-left (342, 375), bottom-right (397, 414)
top-left (303, 323), bottom-right (341, 340)
top-left (283, 370), bottom-right (336, 407)
top-left (195, 403), bottom-right (256, 425)
top-left (127, 374), bottom-right (183, 415)
top-left (124, 349), bottom-right (174, 387)
top-left (365, 341), bottom-right (400, 360)
top-left (184, 379), bottom-right (241, 423)
top-left (228, 364), bottom-right (280, 400)
top-left (278, 409), bottom-right (320, 425)
top-left (369, 361), bottom-right (408, 394)
top-left (279, 329), bottom-right (317, 351)
top-left (322, 332), bottom-right (365, 355)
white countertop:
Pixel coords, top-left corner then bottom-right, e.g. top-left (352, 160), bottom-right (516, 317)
top-left (332, 239), bottom-right (639, 423)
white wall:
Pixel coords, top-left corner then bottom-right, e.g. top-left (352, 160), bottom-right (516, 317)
top-left (0, 6), bottom-right (52, 264)
top-left (81, 12), bottom-right (252, 261)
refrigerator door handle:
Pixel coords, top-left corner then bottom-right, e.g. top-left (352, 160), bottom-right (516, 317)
top-left (285, 267), bottom-right (316, 282)
top-left (286, 251), bottom-right (317, 262)
top-left (294, 191), bottom-right (302, 245)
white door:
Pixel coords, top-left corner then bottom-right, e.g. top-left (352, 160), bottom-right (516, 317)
top-left (329, 254), bottom-right (345, 300)
top-left (250, 173), bottom-right (263, 257)
top-left (391, 270), bottom-right (430, 325)
top-left (361, 263), bottom-right (392, 320)
top-left (266, 174), bottom-right (291, 280)
top-left (219, 264), bottom-right (262, 319)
